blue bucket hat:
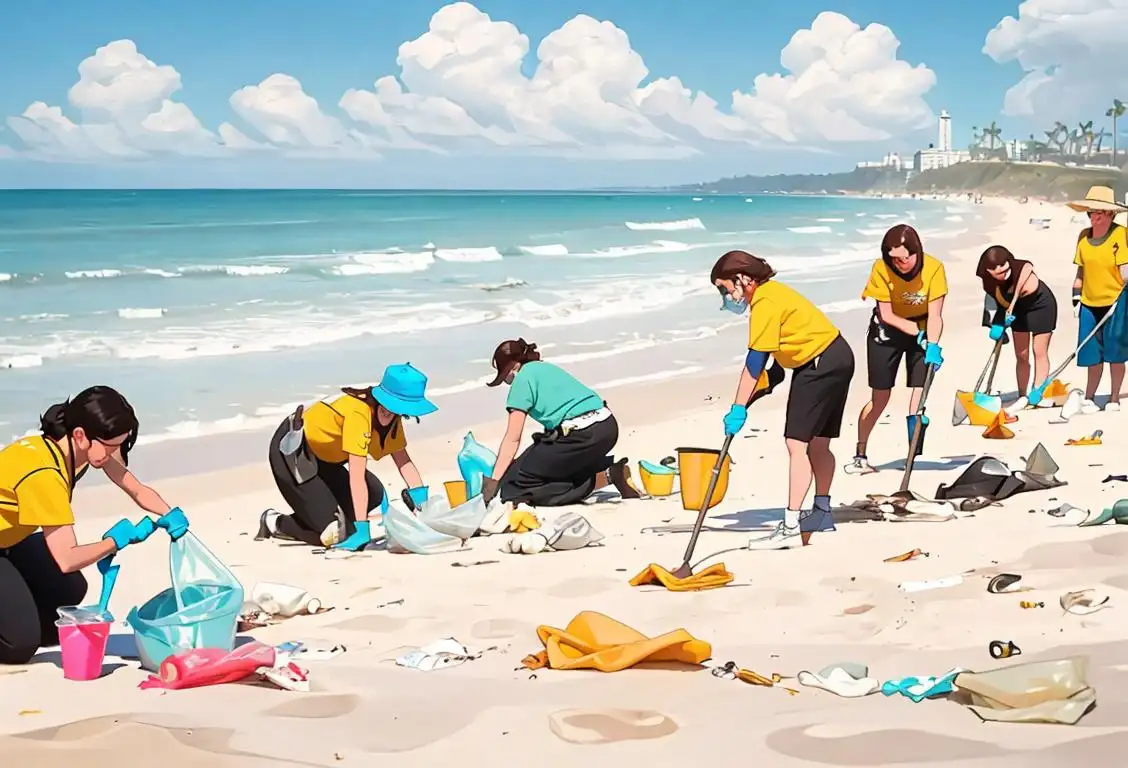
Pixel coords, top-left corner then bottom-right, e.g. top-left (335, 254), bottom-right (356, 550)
top-left (371, 363), bottom-right (437, 418)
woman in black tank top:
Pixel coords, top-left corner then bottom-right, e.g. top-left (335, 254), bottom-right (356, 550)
top-left (977, 246), bottom-right (1057, 398)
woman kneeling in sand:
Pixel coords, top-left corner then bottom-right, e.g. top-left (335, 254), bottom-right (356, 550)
top-left (0, 387), bottom-right (183, 664)
top-left (849, 224), bottom-right (947, 473)
top-left (262, 364), bottom-right (434, 551)
top-left (480, 338), bottom-right (640, 507)
top-left (712, 250), bottom-right (855, 549)
top-left (976, 246), bottom-right (1057, 401)
top-left (1067, 186), bottom-right (1128, 413)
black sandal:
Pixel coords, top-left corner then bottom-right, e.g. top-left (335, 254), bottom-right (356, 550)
top-left (608, 458), bottom-right (642, 500)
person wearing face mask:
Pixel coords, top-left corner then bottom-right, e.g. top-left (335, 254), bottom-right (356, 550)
top-left (0, 386), bottom-right (185, 665)
top-left (848, 224), bottom-right (947, 474)
top-left (1067, 186), bottom-right (1128, 413)
top-left (976, 245), bottom-right (1057, 401)
top-left (480, 339), bottom-right (641, 507)
top-left (711, 250), bottom-right (855, 550)
top-left (260, 364), bottom-right (434, 551)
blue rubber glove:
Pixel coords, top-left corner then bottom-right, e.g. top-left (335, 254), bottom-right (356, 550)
top-left (1003, 314), bottom-right (1015, 328)
top-left (924, 342), bottom-right (944, 369)
top-left (102, 516), bottom-right (157, 552)
top-left (333, 520), bottom-right (372, 551)
top-left (723, 404), bottom-right (748, 436)
top-left (988, 324), bottom-right (1006, 342)
top-left (156, 507), bottom-right (189, 541)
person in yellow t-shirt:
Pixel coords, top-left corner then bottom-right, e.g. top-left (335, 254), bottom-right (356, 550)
top-left (0, 386), bottom-right (181, 665)
top-left (849, 224), bottom-right (947, 474)
top-left (711, 250), bottom-right (855, 550)
top-left (263, 363), bottom-right (436, 551)
top-left (1067, 186), bottom-right (1128, 413)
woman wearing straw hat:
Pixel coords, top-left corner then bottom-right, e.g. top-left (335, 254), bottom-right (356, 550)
top-left (261, 363), bottom-right (436, 551)
top-left (479, 339), bottom-right (641, 507)
top-left (848, 224), bottom-right (947, 474)
top-left (711, 250), bottom-right (855, 550)
top-left (1067, 185), bottom-right (1128, 413)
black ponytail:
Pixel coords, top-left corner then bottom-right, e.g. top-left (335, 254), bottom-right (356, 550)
top-left (39, 386), bottom-right (140, 465)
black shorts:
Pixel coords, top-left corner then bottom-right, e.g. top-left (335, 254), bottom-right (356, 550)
top-left (866, 313), bottom-right (926, 389)
top-left (994, 283), bottom-right (1058, 335)
top-left (785, 335), bottom-right (855, 442)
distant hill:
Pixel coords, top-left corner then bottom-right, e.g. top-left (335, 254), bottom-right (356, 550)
top-left (905, 162), bottom-right (1126, 200)
top-left (674, 167), bottom-right (904, 195)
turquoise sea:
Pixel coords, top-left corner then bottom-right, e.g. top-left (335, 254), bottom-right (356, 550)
top-left (0, 190), bottom-right (975, 446)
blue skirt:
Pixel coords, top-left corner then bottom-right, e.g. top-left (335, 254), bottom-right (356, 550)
top-left (1078, 293), bottom-right (1128, 366)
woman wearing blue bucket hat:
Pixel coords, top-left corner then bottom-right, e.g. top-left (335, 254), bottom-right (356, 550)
top-left (263, 363), bottom-right (435, 551)
top-left (480, 339), bottom-right (641, 507)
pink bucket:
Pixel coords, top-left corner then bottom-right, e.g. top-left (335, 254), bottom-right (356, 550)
top-left (57, 621), bottom-right (110, 681)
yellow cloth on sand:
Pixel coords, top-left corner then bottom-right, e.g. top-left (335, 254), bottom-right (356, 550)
top-left (629, 562), bottom-right (734, 592)
top-left (521, 611), bottom-right (711, 672)
top-left (508, 508), bottom-right (540, 533)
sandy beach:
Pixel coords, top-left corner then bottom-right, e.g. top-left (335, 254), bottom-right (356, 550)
top-left (6, 197), bottom-right (1128, 767)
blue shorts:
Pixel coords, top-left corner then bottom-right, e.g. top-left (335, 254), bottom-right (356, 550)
top-left (1078, 295), bottom-right (1128, 366)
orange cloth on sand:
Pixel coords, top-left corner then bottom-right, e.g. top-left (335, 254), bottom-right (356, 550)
top-left (520, 611), bottom-right (712, 672)
top-left (629, 562), bottom-right (734, 592)
top-left (982, 411), bottom-right (1015, 439)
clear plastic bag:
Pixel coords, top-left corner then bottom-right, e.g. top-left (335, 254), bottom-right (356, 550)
top-left (384, 500), bottom-right (463, 554)
top-left (417, 494), bottom-right (488, 540)
top-left (457, 432), bottom-right (496, 498)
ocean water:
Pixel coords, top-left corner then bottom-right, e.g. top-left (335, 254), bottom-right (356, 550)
top-left (0, 190), bottom-right (971, 446)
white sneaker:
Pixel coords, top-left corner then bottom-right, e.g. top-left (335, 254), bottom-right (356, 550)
top-left (1106, 402), bottom-right (1122, 412)
top-left (747, 522), bottom-right (802, 550)
top-left (319, 522), bottom-right (342, 547)
top-left (844, 456), bottom-right (877, 475)
top-left (1081, 399), bottom-right (1101, 415)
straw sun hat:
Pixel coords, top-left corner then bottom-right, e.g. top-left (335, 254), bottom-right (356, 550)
top-left (1067, 185), bottom-right (1128, 213)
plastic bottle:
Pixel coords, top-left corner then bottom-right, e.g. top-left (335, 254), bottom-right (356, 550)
top-left (250, 582), bottom-right (322, 618)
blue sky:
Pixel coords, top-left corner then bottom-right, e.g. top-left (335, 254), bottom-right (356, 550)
top-left (0, 0), bottom-right (1119, 188)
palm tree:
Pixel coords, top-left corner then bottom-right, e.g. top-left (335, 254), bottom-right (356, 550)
top-left (1107, 99), bottom-right (1126, 166)
top-left (1079, 120), bottom-right (1095, 158)
top-left (1095, 127), bottom-right (1111, 157)
top-left (985, 121), bottom-right (1003, 151)
top-left (1047, 122), bottom-right (1069, 158)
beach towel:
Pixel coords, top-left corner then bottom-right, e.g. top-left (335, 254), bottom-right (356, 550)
top-left (629, 563), bottom-right (733, 592)
top-left (521, 611), bottom-right (711, 672)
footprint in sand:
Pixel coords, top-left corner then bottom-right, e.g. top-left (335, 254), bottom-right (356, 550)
top-left (330, 615), bottom-right (409, 633)
top-left (548, 709), bottom-right (678, 745)
top-left (265, 693), bottom-right (361, 720)
top-left (470, 618), bottom-right (529, 640)
top-left (546, 576), bottom-right (619, 599)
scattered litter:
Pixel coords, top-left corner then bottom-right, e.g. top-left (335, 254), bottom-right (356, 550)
top-left (630, 562), bottom-right (733, 591)
top-left (250, 582), bottom-right (326, 618)
top-left (18, 709), bottom-right (41, 716)
top-left (713, 661), bottom-right (798, 694)
top-left (982, 410), bottom-right (1015, 440)
top-left (395, 637), bottom-right (480, 671)
top-left (137, 641), bottom-right (311, 692)
top-left (935, 444), bottom-right (1064, 501)
top-left (376, 598), bottom-right (404, 609)
top-left (954, 657), bottom-right (1095, 724)
top-left (276, 642), bottom-right (346, 662)
top-left (520, 611), bottom-right (710, 672)
top-left (1103, 474), bottom-right (1127, 484)
top-left (1047, 503), bottom-right (1087, 520)
top-left (1019, 601), bottom-right (1045, 609)
top-left (797, 662), bottom-right (879, 698)
top-left (501, 512), bottom-right (603, 554)
top-left (881, 668), bottom-right (962, 702)
top-left (884, 548), bottom-right (928, 563)
top-left (500, 531), bottom-right (550, 554)
top-left (898, 575), bottom-right (963, 593)
top-left (959, 496), bottom-right (999, 512)
top-left (259, 662), bottom-right (310, 692)
top-left (1066, 430), bottom-right (1103, 446)
top-left (987, 573), bottom-right (1029, 594)
top-left (989, 640), bottom-right (1021, 659)
top-left (451, 560), bottom-right (499, 568)
top-left (1079, 499), bottom-right (1128, 527)
top-left (1060, 589), bottom-right (1111, 616)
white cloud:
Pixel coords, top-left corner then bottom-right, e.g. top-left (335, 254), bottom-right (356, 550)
top-left (984, 0), bottom-right (1128, 118)
top-left (5, 4), bottom-right (937, 163)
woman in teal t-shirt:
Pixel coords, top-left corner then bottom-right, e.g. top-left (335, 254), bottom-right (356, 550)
top-left (480, 338), bottom-right (641, 506)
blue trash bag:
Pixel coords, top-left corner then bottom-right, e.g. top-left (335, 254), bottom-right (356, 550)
top-left (126, 531), bottom-right (244, 671)
top-left (457, 432), bottom-right (496, 498)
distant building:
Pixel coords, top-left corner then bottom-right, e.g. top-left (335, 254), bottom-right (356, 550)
top-left (856, 152), bottom-right (904, 171)
top-left (914, 109), bottom-right (970, 172)
top-left (1005, 139), bottom-right (1029, 161)
top-left (938, 110), bottom-right (952, 152)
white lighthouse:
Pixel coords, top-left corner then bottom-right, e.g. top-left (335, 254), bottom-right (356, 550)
top-left (938, 110), bottom-right (952, 152)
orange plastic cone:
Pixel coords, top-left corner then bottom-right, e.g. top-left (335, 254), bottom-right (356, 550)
top-left (983, 410), bottom-right (1015, 439)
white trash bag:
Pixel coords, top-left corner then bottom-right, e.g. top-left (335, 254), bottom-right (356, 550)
top-left (417, 495), bottom-right (488, 541)
top-left (384, 500), bottom-right (463, 555)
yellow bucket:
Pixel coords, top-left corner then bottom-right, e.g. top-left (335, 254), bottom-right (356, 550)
top-left (444, 480), bottom-right (468, 507)
top-left (638, 461), bottom-right (676, 497)
top-left (676, 447), bottom-right (731, 511)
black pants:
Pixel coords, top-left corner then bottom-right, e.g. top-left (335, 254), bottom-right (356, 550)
top-left (500, 415), bottom-right (619, 507)
top-left (268, 419), bottom-right (386, 546)
top-left (0, 533), bottom-right (88, 665)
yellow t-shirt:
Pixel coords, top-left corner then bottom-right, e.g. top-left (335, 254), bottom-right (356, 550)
top-left (861, 254), bottom-right (948, 329)
top-left (747, 281), bottom-right (840, 369)
top-left (302, 395), bottom-right (407, 465)
top-left (1074, 224), bottom-right (1128, 307)
top-left (0, 436), bottom-right (75, 550)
